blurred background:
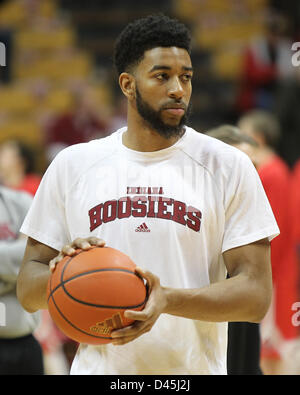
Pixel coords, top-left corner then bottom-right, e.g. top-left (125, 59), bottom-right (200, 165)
top-left (0, 0), bottom-right (299, 375)
top-left (0, 0), bottom-right (299, 172)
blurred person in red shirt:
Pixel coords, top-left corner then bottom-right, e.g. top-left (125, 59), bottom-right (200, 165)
top-left (291, 160), bottom-right (300, 261)
top-left (0, 140), bottom-right (76, 373)
top-left (237, 11), bottom-right (294, 113)
top-left (238, 110), bottom-right (299, 374)
top-left (44, 85), bottom-right (109, 162)
top-left (290, 160), bottom-right (300, 342)
top-left (0, 140), bottom-right (41, 196)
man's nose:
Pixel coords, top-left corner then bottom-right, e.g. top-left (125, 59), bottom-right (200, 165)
top-left (168, 77), bottom-right (184, 100)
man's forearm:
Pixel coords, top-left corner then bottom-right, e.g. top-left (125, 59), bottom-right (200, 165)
top-left (163, 273), bottom-right (271, 323)
top-left (16, 260), bottom-right (50, 313)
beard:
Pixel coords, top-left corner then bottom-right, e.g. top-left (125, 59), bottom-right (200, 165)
top-left (135, 87), bottom-right (192, 139)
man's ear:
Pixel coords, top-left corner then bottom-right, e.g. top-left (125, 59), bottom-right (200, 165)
top-left (119, 72), bottom-right (136, 101)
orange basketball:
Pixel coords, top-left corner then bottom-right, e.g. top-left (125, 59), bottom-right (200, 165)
top-left (47, 246), bottom-right (147, 345)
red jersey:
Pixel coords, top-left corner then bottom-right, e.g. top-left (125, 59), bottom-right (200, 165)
top-left (290, 160), bottom-right (300, 246)
top-left (259, 155), bottom-right (298, 340)
top-left (290, 160), bottom-right (300, 335)
top-left (13, 174), bottom-right (41, 196)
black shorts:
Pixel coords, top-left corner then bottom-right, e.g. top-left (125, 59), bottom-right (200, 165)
top-left (0, 334), bottom-right (44, 375)
top-left (227, 321), bottom-right (262, 375)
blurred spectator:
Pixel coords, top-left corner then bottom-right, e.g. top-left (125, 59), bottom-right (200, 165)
top-left (290, 160), bottom-right (300, 266)
top-left (0, 185), bottom-right (43, 375)
top-left (274, 67), bottom-right (300, 167)
top-left (34, 309), bottom-right (75, 375)
top-left (44, 86), bottom-right (109, 162)
top-left (0, 140), bottom-right (41, 196)
top-left (108, 94), bottom-right (127, 132)
top-left (285, 159), bottom-right (300, 374)
top-left (0, 138), bottom-right (73, 373)
top-left (238, 109), bottom-right (299, 375)
top-left (237, 11), bottom-right (294, 113)
top-left (206, 124), bottom-right (262, 375)
top-left (290, 158), bottom-right (300, 328)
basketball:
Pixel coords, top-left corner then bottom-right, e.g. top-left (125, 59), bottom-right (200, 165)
top-left (47, 246), bottom-right (148, 345)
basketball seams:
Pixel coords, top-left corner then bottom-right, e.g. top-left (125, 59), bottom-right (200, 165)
top-left (47, 253), bottom-right (74, 303)
top-left (48, 259), bottom-right (112, 341)
top-left (48, 290), bottom-right (112, 341)
top-left (46, 247), bottom-right (148, 344)
top-left (47, 252), bottom-right (147, 309)
top-left (47, 249), bottom-right (135, 300)
top-left (48, 268), bottom-right (139, 299)
top-left (61, 249), bottom-right (85, 284)
top-left (61, 270), bottom-right (147, 309)
top-left (48, 268), bottom-right (145, 305)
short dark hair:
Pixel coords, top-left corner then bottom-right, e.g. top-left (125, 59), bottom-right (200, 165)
top-left (238, 110), bottom-right (280, 149)
top-left (113, 14), bottom-right (192, 75)
top-left (206, 125), bottom-right (258, 147)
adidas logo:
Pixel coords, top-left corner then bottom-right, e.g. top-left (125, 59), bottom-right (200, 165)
top-left (90, 312), bottom-right (123, 335)
top-left (135, 222), bottom-right (151, 232)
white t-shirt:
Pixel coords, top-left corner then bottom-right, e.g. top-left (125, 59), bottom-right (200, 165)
top-left (21, 126), bottom-right (279, 375)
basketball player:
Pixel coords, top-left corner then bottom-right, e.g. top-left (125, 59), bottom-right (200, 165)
top-left (17, 15), bottom-right (279, 375)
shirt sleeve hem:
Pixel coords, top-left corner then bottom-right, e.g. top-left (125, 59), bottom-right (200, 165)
top-left (222, 226), bottom-right (280, 253)
top-left (20, 226), bottom-right (65, 252)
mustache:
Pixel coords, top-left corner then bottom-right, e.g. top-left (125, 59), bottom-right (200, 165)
top-left (160, 101), bottom-right (187, 111)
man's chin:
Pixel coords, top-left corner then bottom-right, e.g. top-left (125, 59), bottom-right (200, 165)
top-left (163, 117), bottom-right (183, 126)
top-left (135, 87), bottom-right (189, 139)
top-left (154, 122), bottom-right (185, 139)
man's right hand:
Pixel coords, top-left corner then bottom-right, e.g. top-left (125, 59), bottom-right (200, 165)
top-left (49, 237), bottom-right (106, 273)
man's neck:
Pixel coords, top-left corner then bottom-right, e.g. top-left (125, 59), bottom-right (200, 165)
top-left (122, 128), bottom-right (184, 152)
top-left (256, 147), bottom-right (276, 169)
top-left (122, 109), bottom-right (184, 152)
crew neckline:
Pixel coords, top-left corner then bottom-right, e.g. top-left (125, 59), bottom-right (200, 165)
top-left (116, 126), bottom-right (190, 161)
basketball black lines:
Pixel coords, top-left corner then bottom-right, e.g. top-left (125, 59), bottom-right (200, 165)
top-left (47, 247), bottom-right (147, 344)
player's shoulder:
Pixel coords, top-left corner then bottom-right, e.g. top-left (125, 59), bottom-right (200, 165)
top-left (184, 126), bottom-right (251, 173)
top-left (50, 129), bottom-right (122, 174)
top-left (61, 130), bottom-right (120, 160)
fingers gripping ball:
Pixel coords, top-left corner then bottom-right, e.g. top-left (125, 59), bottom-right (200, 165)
top-left (47, 247), bottom-right (148, 345)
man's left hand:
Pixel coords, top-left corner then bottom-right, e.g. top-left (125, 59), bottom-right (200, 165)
top-left (110, 267), bottom-right (167, 345)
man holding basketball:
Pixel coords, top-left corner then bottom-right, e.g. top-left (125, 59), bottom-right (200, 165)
top-left (17, 15), bottom-right (279, 375)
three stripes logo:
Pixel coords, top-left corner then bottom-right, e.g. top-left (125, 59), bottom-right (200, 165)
top-left (135, 222), bottom-right (151, 232)
top-left (90, 312), bottom-right (123, 335)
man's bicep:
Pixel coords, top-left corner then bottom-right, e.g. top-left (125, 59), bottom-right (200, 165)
top-left (22, 236), bottom-right (59, 267)
top-left (223, 238), bottom-right (271, 280)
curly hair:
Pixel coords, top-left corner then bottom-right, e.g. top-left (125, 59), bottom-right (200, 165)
top-left (113, 14), bottom-right (192, 75)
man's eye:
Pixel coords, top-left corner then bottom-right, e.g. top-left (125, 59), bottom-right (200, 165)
top-left (156, 73), bottom-right (168, 81)
top-left (182, 74), bottom-right (192, 82)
